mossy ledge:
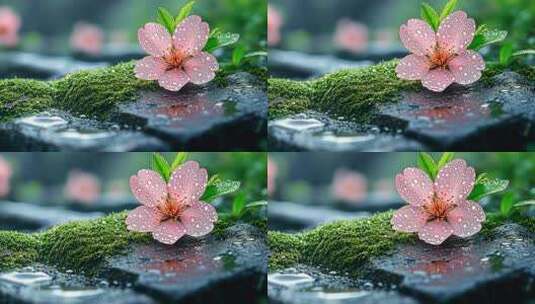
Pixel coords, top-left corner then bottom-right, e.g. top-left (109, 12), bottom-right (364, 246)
top-left (268, 60), bottom-right (535, 121)
top-left (0, 211), bottom-right (244, 275)
top-left (0, 79), bottom-right (55, 122)
top-left (268, 210), bottom-right (535, 275)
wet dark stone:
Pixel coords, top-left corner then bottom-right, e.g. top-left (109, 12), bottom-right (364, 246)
top-left (114, 72), bottom-right (267, 151)
top-left (268, 111), bottom-right (427, 151)
top-left (336, 47), bottom-right (408, 63)
top-left (376, 72), bottom-right (535, 150)
top-left (103, 224), bottom-right (267, 304)
top-left (370, 223), bottom-right (535, 303)
top-left (0, 111), bottom-right (169, 152)
top-left (0, 201), bottom-right (102, 231)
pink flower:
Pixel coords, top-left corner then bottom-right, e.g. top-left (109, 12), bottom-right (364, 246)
top-left (64, 170), bottom-right (101, 204)
top-left (334, 19), bottom-right (368, 53)
top-left (331, 169), bottom-right (367, 204)
top-left (134, 15), bottom-right (219, 92)
top-left (268, 5), bottom-right (283, 46)
top-left (396, 11), bottom-right (485, 92)
top-left (0, 7), bottom-right (21, 47)
top-left (126, 161), bottom-right (218, 245)
top-left (391, 159), bottom-right (485, 245)
top-left (70, 22), bottom-right (104, 55)
top-left (0, 156), bottom-right (12, 197)
top-left (268, 157), bottom-right (278, 196)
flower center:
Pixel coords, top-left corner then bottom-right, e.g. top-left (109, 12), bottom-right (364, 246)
top-left (429, 48), bottom-right (454, 69)
top-left (163, 48), bottom-right (187, 69)
top-left (423, 196), bottom-right (455, 221)
top-left (158, 195), bottom-right (188, 220)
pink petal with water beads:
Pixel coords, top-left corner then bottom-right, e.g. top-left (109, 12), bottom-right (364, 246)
top-left (158, 69), bottom-right (191, 92)
top-left (138, 23), bottom-right (172, 57)
top-left (173, 15), bottom-right (210, 56)
top-left (152, 220), bottom-right (187, 245)
top-left (421, 68), bottom-right (455, 92)
top-left (182, 52), bottom-right (219, 84)
top-left (396, 54), bottom-right (431, 80)
top-left (448, 50), bottom-right (486, 85)
top-left (447, 204), bottom-right (482, 237)
top-left (130, 169), bottom-right (168, 208)
top-left (135, 56), bottom-right (169, 81)
top-left (458, 200), bottom-right (486, 222)
top-left (190, 201), bottom-right (218, 223)
top-left (435, 159), bottom-right (475, 206)
top-left (391, 205), bottom-right (429, 232)
top-left (180, 207), bottom-right (215, 237)
top-left (168, 161), bottom-right (208, 203)
top-left (395, 167), bottom-right (434, 207)
top-left (418, 220), bottom-right (454, 245)
top-left (437, 11), bottom-right (476, 55)
top-left (126, 206), bottom-right (162, 232)
top-left (399, 19), bottom-right (436, 57)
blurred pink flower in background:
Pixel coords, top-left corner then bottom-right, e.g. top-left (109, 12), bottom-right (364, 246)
top-left (70, 22), bottom-right (104, 55)
top-left (126, 161), bottom-right (217, 245)
top-left (375, 28), bottom-right (396, 48)
top-left (0, 156), bottom-right (12, 197)
top-left (135, 16), bottom-right (219, 92)
top-left (391, 159), bottom-right (485, 245)
top-left (268, 5), bottom-right (283, 46)
top-left (396, 11), bottom-right (485, 92)
top-left (334, 18), bottom-right (369, 53)
top-left (268, 157), bottom-right (278, 196)
top-left (64, 170), bottom-right (101, 204)
top-left (0, 7), bottom-right (21, 47)
top-left (331, 169), bottom-right (367, 204)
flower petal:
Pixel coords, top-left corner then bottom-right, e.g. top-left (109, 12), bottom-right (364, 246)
top-left (168, 161), bottom-right (208, 204)
top-left (182, 52), bottom-right (219, 84)
top-left (399, 19), bottom-right (436, 57)
top-left (435, 159), bottom-right (476, 205)
top-left (126, 206), bottom-right (162, 232)
top-left (391, 205), bottom-right (429, 232)
top-left (418, 220), bottom-right (454, 245)
top-left (135, 56), bottom-right (169, 81)
top-left (437, 11), bottom-right (476, 55)
top-left (158, 69), bottom-right (190, 92)
top-left (138, 23), bottom-right (172, 57)
top-left (447, 203), bottom-right (482, 237)
top-left (130, 169), bottom-right (167, 208)
top-left (181, 206), bottom-right (215, 237)
top-left (190, 201), bottom-right (218, 223)
top-left (152, 220), bottom-right (187, 245)
top-left (448, 50), bottom-right (486, 85)
top-left (458, 200), bottom-right (486, 222)
top-left (395, 167), bottom-right (434, 206)
top-left (396, 54), bottom-right (431, 80)
top-left (421, 69), bottom-right (455, 92)
top-left (173, 15), bottom-right (210, 57)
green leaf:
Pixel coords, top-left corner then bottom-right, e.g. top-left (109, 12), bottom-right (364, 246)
top-left (231, 192), bottom-right (246, 217)
top-left (500, 192), bottom-right (515, 216)
top-left (152, 153), bottom-right (171, 182)
top-left (467, 177), bottom-right (509, 201)
top-left (232, 45), bottom-right (246, 66)
top-left (499, 43), bottom-right (514, 66)
top-left (207, 174), bottom-right (221, 186)
top-left (175, 0), bottom-right (196, 25)
top-left (439, 0), bottom-right (458, 21)
top-left (244, 51), bottom-right (268, 58)
top-left (417, 152), bottom-right (438, 180)
top-left (204, 32), bottom-right (240, 53)
top-left (514, 200), bottom-right (535, 208)
top-left (469, 28), bottom-right (508, 51)
top-left (201, 180), bottom-right (241, 202)
top-left (475, 172), bottom-right (488, 184)
top-left (513, 49), bottom-right (535, 57)
top-left (170, 152), bottom-right (188, 171)
top-left (421, 2), bottom-right (440, 31)
top-left (245, 201), bottom-right (268, 209)
top-left (437, 152), bottom-right (455, 171)
top-left (157, 7), bottom-right (176, 34)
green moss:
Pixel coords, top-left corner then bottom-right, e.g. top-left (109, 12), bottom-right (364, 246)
top-left (268, 231), bottom-right (303, 271)
top-left (0, 79), bottom-right (55, 122)
top-left (39, 211), bottom-right (151, 275)
top-left (268, 78), bottom-right (314, 119)
top-left (481, 212), bottom-right (535, 237)
top-left (52, 61), bottom-right (156, 118)
top-left (0, 231), bottom-right (40, 271)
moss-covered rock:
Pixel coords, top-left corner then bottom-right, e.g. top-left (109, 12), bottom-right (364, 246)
top-left (268, 231), bottom-right (303, 271)
top-left (0, 79), bottom-right (55, 122)
top-left (0, 231), bottom-right (40, 271)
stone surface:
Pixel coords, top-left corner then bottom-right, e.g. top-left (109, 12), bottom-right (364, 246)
top-left (114, 72), bottom-right (267, 150)
top-left (376, 72), bottom-right (535, 150)
top-left (0, 111), bottom-right (169, 151)
top-left (72, 46), bottom-right (144, 64)
top-left (269, 112), bottom-right (427, 151)
top-left (103, 224), bottom-right (267, 303)
top-left (0, 201), bottom-right (102, 231)
top-left (371, 223), bottom-right (535, 303)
